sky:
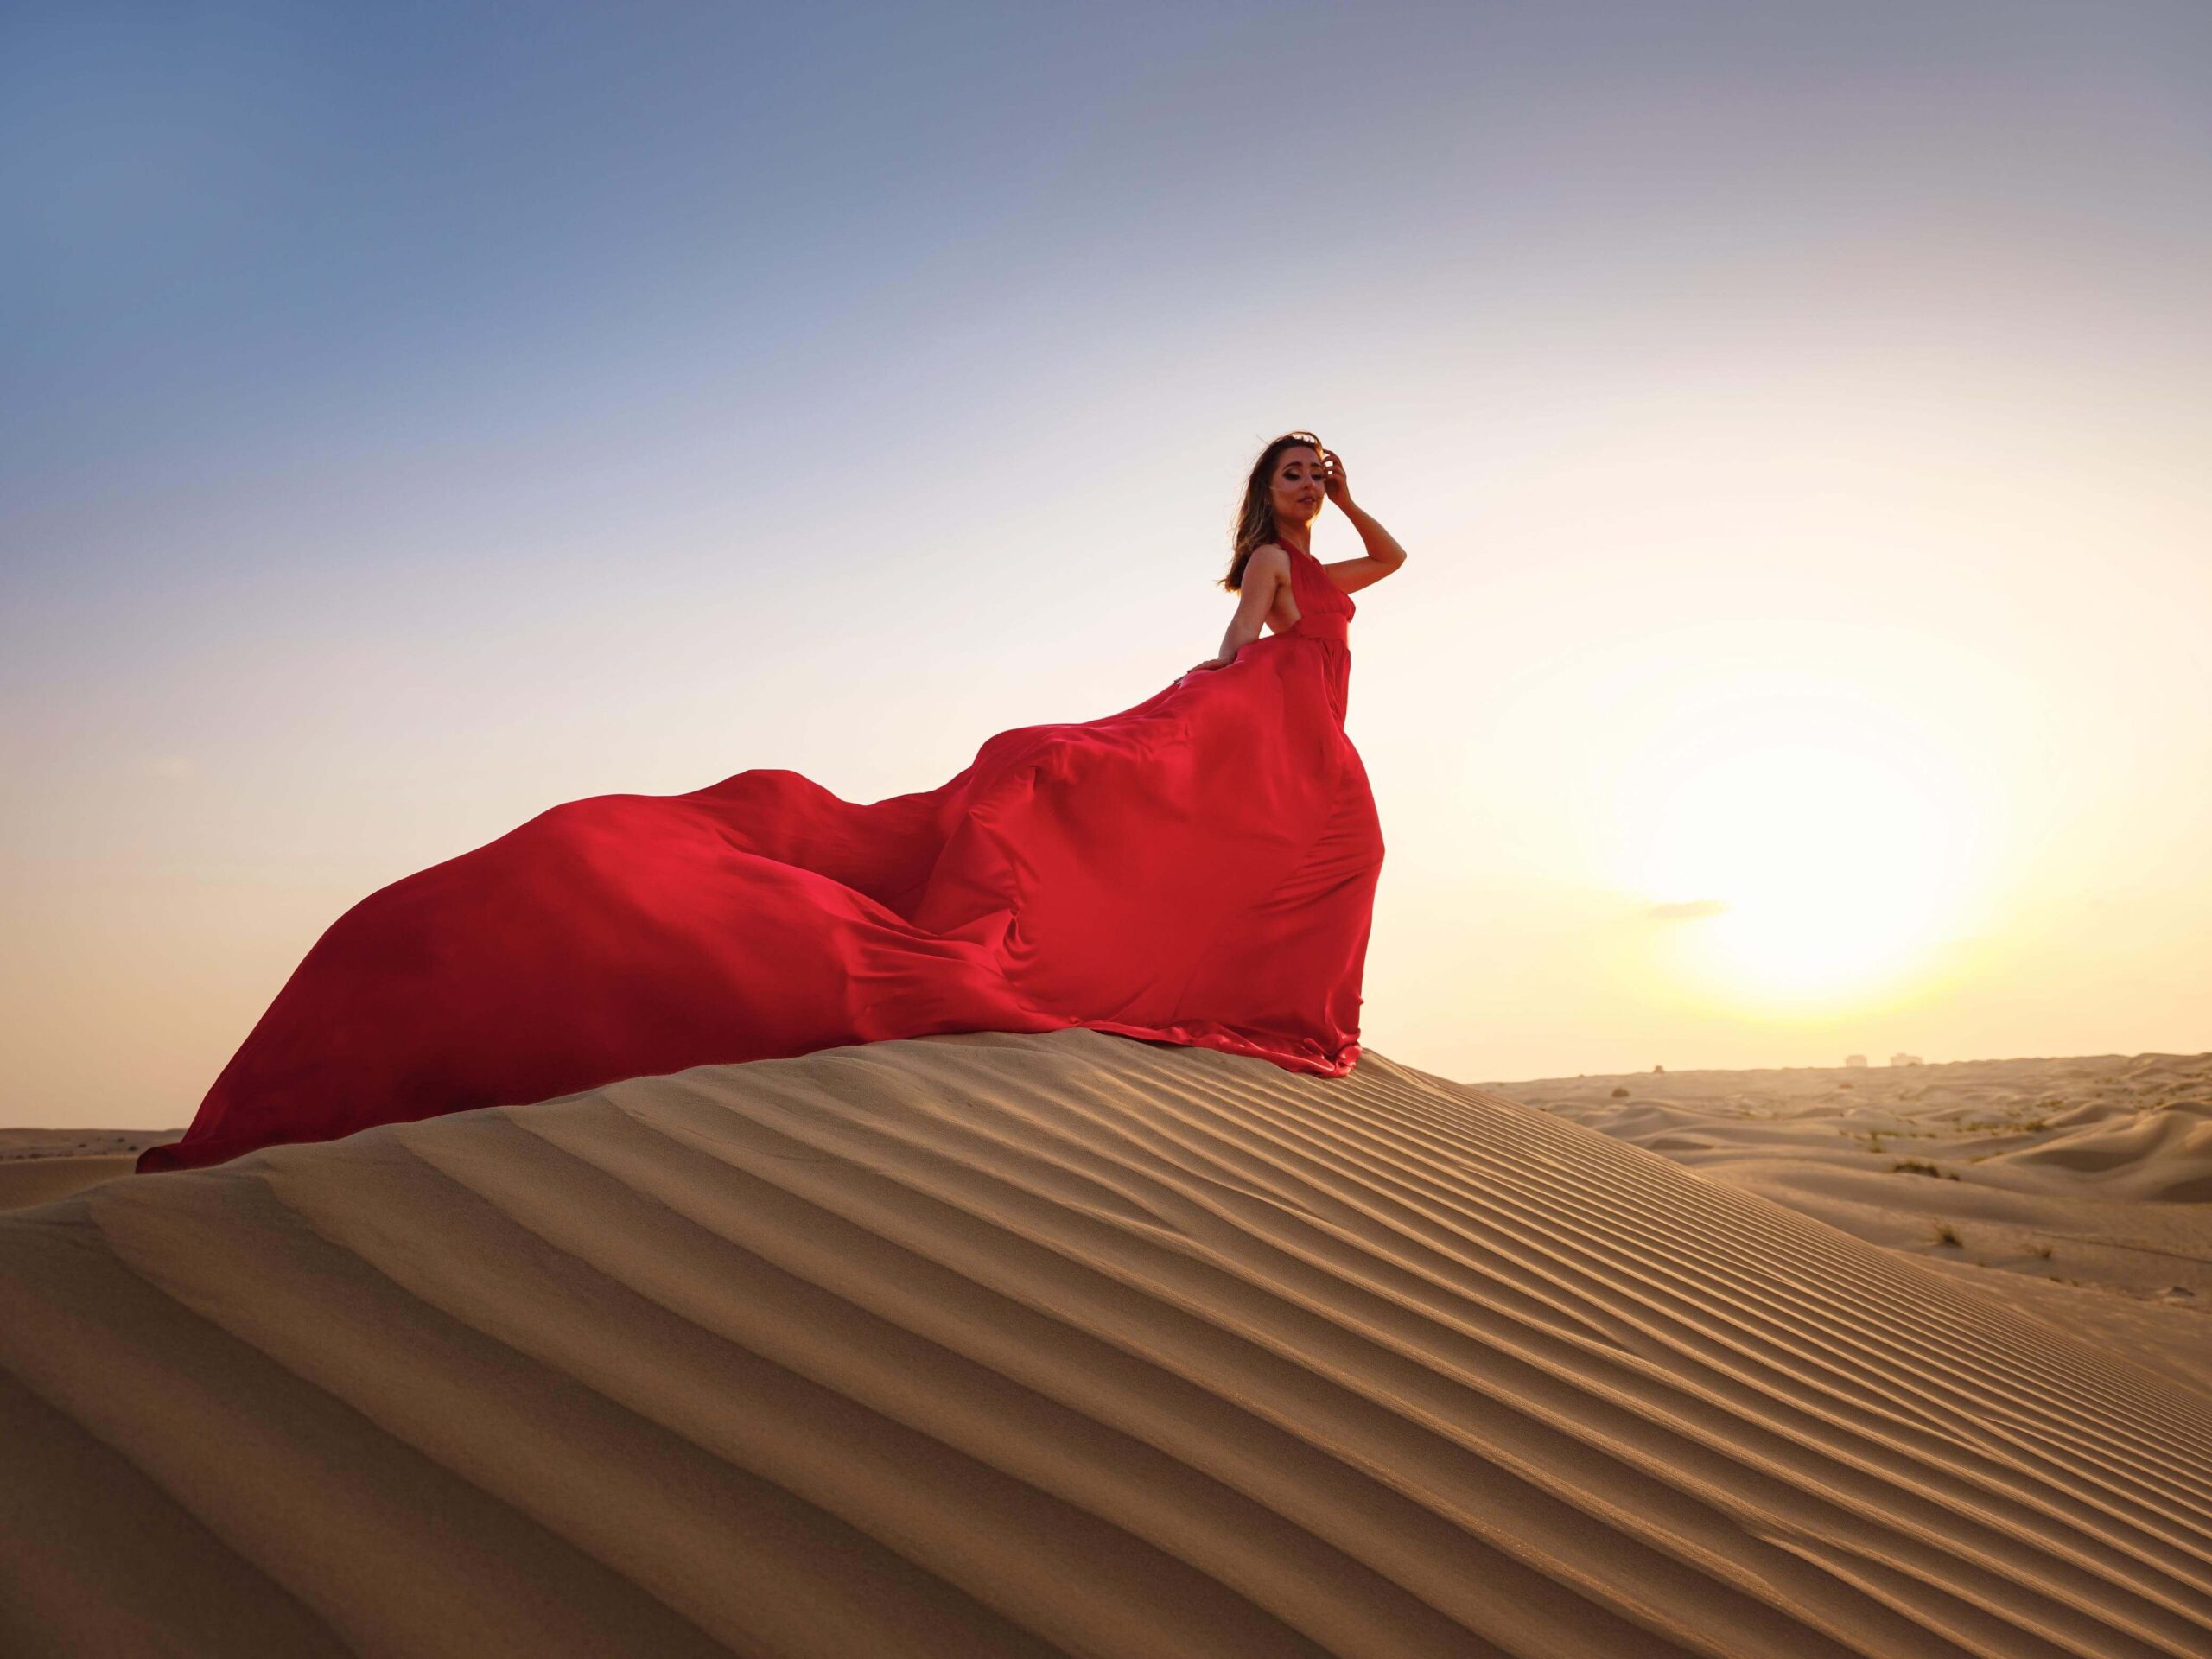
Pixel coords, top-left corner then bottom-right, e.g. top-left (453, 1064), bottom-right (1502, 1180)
top-left (4, 1), bottom-right (2209, 1128)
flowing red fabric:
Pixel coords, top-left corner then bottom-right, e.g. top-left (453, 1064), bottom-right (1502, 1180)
top-left (138, 543), bottom-right (1384, 1173)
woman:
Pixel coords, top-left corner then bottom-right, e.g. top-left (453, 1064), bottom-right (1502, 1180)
top-left (137, 432), bottom-right (1405, 1173)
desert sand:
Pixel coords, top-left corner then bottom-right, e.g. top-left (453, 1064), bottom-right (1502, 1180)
top-left (0, 1130), bottom-right (171, 1215)
top-left (1485, 1052), bottom-right (2212, 1403)
top-left (3, 1029), bottom-right (2210, 1656)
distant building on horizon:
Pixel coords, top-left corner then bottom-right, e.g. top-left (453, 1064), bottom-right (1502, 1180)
top-left (1845, 1054), bottom-right (1868, 1068)
top-left (1890, 1052), bottom-right (1924, 1066)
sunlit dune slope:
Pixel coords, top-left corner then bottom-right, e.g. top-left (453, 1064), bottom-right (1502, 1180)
top-left (1488, 1054), bottom-right (2212, 1398)
top-left (3, 1028), bottom-right (2210, 1657)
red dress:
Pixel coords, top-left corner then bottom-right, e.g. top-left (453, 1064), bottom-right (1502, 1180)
top-left (138, 543), bottom-right (1385, 1173)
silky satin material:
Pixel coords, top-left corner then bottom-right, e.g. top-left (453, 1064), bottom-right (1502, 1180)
top-left (138, 543), bottom-right (1385, 1173)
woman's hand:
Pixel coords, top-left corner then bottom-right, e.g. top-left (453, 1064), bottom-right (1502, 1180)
top-left (1176, 655), bottom-right (1231, 687)
top-left (1321, 447), bottom-right (1353, 512)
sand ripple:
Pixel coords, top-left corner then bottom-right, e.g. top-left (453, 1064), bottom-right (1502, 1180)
top-left (3, 1029), bottom-right (2210, 1656)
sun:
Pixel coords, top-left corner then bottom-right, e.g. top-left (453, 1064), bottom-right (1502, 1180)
top-left (1630, 742), bottom-right (1970, 1007)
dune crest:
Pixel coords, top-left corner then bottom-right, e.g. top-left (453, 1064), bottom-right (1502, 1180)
top-left (4, 1028), bottom-right (2211, 1656)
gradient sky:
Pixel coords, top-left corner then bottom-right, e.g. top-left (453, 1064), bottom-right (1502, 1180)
top-left (5, 2), bottom-right (2209, 1128)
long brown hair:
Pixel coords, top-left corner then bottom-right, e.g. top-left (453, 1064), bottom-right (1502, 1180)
top-left (1220, 430), bottom-right (1324, 593)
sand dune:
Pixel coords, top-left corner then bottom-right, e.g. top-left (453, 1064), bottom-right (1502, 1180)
top-left (4, 1029), bottom-right (2212, 1656)
top-left (0, 1130), bottom-right (174, 1213)
top-left (0, 1154), bottom-right (139, 1212)
top-left (2003, 1102), bottom-right (2212, 1198)
top-left (1491, 1053), bottom-right (2212, 1401)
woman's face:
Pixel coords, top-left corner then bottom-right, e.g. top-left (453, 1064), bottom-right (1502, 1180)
top-left (1268, 446), bottom-right (1325, 526)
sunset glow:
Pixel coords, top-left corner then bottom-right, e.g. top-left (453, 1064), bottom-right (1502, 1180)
top-left (3, 4), bottom-right (2207, 1126)
top-left (1633, 741), bottom-right (1974, 1007)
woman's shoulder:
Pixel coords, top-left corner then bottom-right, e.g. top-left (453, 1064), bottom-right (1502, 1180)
top-left (1228, 543), bottom-right (1296, 594)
